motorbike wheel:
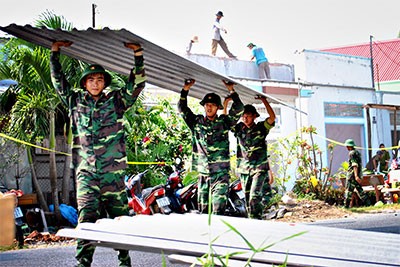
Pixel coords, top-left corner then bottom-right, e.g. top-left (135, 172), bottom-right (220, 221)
top-left (233, 198), bottom-right (248, 218)
top-left (159, 205), bottom-right (172, 215)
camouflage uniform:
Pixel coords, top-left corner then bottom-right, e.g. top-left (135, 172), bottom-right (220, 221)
top-left (345, 149), bottom-right (368, 208)
top-left (233, 119), bottom-right (274, 219)
top-left (379, 150), bottom-right (390, 172)
top-left (178, 89), bottom-right (243, 214)
top-left (50, 51), bottom-right (146, 267)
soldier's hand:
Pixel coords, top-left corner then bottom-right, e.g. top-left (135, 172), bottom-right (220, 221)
top-left (222, 80), bottom-right (235, 92)
top-left (124, 42), bottom-right (143, 54)
top-left (183, 79), bottom-right (195, 91)
top-left (51, 41), bottom-right (73, 51)
top-left (255, 95), bottom-right (266, 100)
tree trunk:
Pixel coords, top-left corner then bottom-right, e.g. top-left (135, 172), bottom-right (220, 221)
top-left (49, 111), bottom-right (62, 223)
top-left (61, 125), bottom-right (72, 205)
top-left (26, 148), bottom-right (48, 212)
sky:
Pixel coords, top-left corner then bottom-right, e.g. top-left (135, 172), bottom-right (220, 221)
top-left (0, 0), bottom-right (399, 79)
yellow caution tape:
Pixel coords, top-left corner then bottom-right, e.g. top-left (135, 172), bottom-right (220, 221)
top-left (0, 132), bottom-right (172, 165)
top-left (315, 133), bottom-right (400, 151)
top-left (127, 161), bottom-right (173, 165)
top-left (0, 132), bottom-right (71, 156)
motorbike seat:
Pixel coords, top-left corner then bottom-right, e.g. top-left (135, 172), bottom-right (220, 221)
top-left (142, 184), bottom-right (163, 199)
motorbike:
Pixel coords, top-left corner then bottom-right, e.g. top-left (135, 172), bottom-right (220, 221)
top-left (164, 160), bottom-right (248, 217)
top-left (124, 170), bottom-right (172, 215)
top-left (164, 158), bottom-right (198, 213)
top-left (224, 178), bottom-right (248, 218)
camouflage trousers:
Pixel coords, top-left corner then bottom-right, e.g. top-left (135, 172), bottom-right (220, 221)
top-left (261, 179), bottom-right (273, 208)
top-left (75, 170), bottom-right (131, 267)
top-left (344, 176), bottom-right (367, 208)
top-left (198, 173), bottom-right (229, 215)
top-left (240, 168), bottom-right (269, 220)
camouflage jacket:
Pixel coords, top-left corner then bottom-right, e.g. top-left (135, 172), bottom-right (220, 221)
top-left (347, 149), bottom-right (363, 179)
top-left (50, 51), bottom-right (146, 174)
top-left (233, 119), bottom-right (275, 172)
top-left (178, 89), bottom-right (243, 176)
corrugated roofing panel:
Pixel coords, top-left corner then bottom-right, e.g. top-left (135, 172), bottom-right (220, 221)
top-left (0, 24), bottom-right (305, 114)
top-left (321, 39), bottom-right (400, 82)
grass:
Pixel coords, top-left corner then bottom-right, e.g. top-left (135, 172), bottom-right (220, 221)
top-left (349, 203), bottom-right (400, 213)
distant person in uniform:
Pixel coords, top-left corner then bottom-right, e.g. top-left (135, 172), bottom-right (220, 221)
top-left (186, 35), bottom-right (199, 55)
top-left (178, 79), bottom-right (243, 214)
top-left (344, 139), bottom-right (369, 208)
top-left (378, 143), bottom-right (390, 172)
top-left (211, 11), bottom-right (236, 58)
top-left (365, 150), bottom-right (383, 173)
top-left (50, 40), bottom-right (146, 267)
top-left (247, 43), bottom-right (271, 80)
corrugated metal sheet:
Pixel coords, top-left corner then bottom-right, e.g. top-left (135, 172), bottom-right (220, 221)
top-left (0, 24), bottom-right (305, 114)
top-left (321, 39), bottom-right (400, 82)
top-left (57, 213), bottom-right (400, 267)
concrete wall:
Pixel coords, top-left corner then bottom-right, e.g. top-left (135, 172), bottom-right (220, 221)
top-left (304, 50), bottom-right (373, 88)
top-left (187, 54), bottom-right (295, 82)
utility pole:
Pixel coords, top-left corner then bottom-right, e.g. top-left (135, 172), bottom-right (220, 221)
top-left (369, 35), bottom-right (375, 89)
top-left (92, 3), bottom-right (97, 28)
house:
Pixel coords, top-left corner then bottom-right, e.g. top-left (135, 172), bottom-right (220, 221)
top-left (188, 45), bottom-right (400, 175)
top-left (321, 38), bottom-right (400, 92)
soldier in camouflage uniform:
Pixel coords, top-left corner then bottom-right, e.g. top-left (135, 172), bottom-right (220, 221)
top-left (344, 139), bottom-right (368, 208)
top-left (231, 96), bottom-right (275, 219)
top-left (50, 41), bottom-right (146, 267)
top-left (178, 79), bottom-right (243, 214)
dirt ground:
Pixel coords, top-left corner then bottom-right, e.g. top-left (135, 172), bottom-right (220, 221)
top-left (274, 199), bottom-right (352, 223)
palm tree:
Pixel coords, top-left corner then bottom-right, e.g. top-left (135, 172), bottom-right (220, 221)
top-left (34, 11), bottom-right (81, 209)
top-left (0, 43), bottom-right (53, 212)
top-left (0, 11), bottom-right (81, 223)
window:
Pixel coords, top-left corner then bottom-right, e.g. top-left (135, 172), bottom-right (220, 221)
top-left (324, 103), bottom-right (363, 117)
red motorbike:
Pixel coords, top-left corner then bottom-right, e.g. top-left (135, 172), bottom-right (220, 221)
top-left (125, 170), bottom-right (172, 215)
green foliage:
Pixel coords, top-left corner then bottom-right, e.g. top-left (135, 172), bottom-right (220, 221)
top-left (268, 133), bottom-right (301, 193)
top-left (124, 96), bottom-right (192, 187)
top-left (270, 126), bottom-right (346, 205)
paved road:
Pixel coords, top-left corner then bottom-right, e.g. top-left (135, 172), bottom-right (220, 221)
top-left (0, 246), bottom-right (188, 267)
top-left (1, 212), bottom-right (398, 267)
top-left (308, 211), bottom-right (400, 234)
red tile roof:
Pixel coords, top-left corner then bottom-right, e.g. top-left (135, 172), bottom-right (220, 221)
top-left (321, 39), bottom-right (400, 82)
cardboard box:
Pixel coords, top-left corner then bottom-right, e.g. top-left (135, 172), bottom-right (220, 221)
top-left (0, 193), bottom-right (16, 246)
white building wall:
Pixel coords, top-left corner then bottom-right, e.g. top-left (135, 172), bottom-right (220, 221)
top-left (301, 50), bottom-right (377, 172)
top-left (302, 86), bottom-right (376, 172)
top-left (304, 50), bottom-right (372, 88)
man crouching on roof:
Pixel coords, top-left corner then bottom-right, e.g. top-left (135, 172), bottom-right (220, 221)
top-left (50, 40), bottom-right (146, 267)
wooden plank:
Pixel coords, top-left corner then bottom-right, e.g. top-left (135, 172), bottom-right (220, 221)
top-left (57, 213), bottom-right (400, 267)
top-left (0, 24), bottom-right (306, 114)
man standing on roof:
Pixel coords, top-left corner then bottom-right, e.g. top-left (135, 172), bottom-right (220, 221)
top-left (231, 96), bottom-right (276, 219)
top-left (344, 139), bottom-right (369, 208)
top-left (247, 43), bottom-right (271, 80)
top-left (50, 40), bottom-right (146, 267)
top-left (211, 11), bottom-right (236, 58)
top-left (178, 79), bottom-right (243, 214)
